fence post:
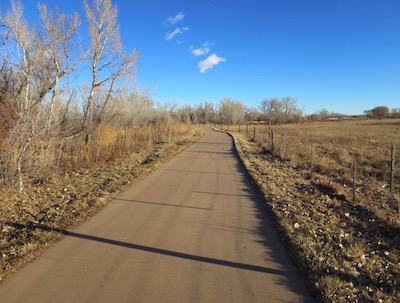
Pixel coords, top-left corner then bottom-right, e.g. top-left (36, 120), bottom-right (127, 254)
top-left (283, 129), bottom-right (287, 160)
top-left (353, 159), bottom-right (357, 202)
top-left (271, 130), bottom-right (274, 156)
top-left (253, 126), bottom-right (256, 141)
top-left (310, 134), bottom-right (314, 178)
top-left (390, 145), bottom-right (395, 192)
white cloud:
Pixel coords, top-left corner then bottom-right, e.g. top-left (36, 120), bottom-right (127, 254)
top-left (165, 28), bottom-right (182, 40)
top-left (165, 26), bottom-right (189, 41)
top-left (165, 12), bottom-right (185, 25)
top-left (190, 42), bottom-right (210, 56)
top-left (198, 53), bottom-right (226, 73)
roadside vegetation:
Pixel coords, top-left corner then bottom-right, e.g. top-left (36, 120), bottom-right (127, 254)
top-left (226, 120), bottom-right (399, 302)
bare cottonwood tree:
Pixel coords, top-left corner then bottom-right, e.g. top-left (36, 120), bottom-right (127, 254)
top-left (282, 96), bottom-right (297, 122)
top-left (38, 4), bottom-right (81, 128)
top-left (82, 0), bottom-right (138, 133)
top-left (0, 1), bottom-right (81, 192)
top-left (259, 98), bottom-right (283, 127)
top-left (219, 97), bottom-right (245, 125)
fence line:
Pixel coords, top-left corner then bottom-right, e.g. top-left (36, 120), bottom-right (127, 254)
top-left (218, 123), bottom-right (400, 223)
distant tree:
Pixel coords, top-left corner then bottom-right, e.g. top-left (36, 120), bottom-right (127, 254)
top-left (244, 106), bottom-right (261, 123)
top-left (219, 97), bottom-right (245, 125)
top-left (282, 96), bottom-right (297, 122)
top-left (391, 108), bottom-right (400, 119)
top-left (259, 98), bottom-right (283, 127)
top-left (196, 102), bottom-right (215, 124)
top-left (370, 106), bottom-right (390, 120)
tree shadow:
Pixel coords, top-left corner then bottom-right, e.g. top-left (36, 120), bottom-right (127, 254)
top-left (6, 221), bottom-right (287, 276)
top-left (160, 168), bottom-right (237, 176)
top-left (193, 190), bottom-right (252, 198)
top-left (113, 198), bottom-right (214, 211)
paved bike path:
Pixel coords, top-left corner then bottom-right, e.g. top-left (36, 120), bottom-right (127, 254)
top-left (0, 129), bottom-right (314, 302)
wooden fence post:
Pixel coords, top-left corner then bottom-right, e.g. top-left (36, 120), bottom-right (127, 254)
top-left (390, 145), bottom-right (395, 192)
top-left (271, 130), bottom-right (274, 156)
top-left (310, 134), bottom-right (314, 178)
top-left (283, 129), bottom-right (287, 160)
top-left (353, 158), bottom-right (357, 202)
top-left (253, 126), bottom-right (256, 141)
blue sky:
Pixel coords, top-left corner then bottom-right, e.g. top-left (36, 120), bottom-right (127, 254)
top-left (2, 0), bottom-right (400, 115)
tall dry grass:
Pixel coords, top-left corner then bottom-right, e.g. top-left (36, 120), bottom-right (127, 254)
top-left (0, 123), bottom-right (195, 191)
top-left (224, 119), bottom-right (400, 226)
top-left (228, 120), bottom-right (400, 183)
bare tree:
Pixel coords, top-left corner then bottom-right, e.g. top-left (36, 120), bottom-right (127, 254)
top-left (282, 96), bottom-right (297, 122)
top-left (370, 106), bottom-right (390, 120)
top-left (259, 98), bottom-right (283, 127)
top-left (196, 102), bottom-right (215, 124)
top-left (0, 1), bottom-right (82, 192)
top-left (219, 97), bottom-right (245, 125)
top-left (38, 4), bottom-right (81, 128)
top-left (82, 0), bottom-right (138, 132)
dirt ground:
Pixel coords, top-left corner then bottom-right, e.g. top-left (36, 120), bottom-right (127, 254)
top-left (229, 131), bottom-right (399, 303)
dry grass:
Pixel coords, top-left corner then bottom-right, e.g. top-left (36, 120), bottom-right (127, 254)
top-left (0, 123), bottom-right (194, 190)
top-left (229, 130), bottom-right (400, 303)
top-left (224, 119), bottom-right (400, 227)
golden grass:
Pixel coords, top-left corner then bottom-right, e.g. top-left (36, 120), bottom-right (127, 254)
top-left (228, 119), bottom-right (400, 184)
top-left (224, 119), bottom-right (400, 228)
top-left (0, 123), bottom-right (196, 191)
top-left (60, 123), bottom-right (194, 172)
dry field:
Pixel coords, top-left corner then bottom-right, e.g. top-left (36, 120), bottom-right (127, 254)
top-left (226, 119), bottom-right (400, 227)
top-left (225, 120), bottom-right (399, 302)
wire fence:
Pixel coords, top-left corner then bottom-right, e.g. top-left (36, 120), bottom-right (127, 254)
top-left (216, 122), bottom-right (400, 224)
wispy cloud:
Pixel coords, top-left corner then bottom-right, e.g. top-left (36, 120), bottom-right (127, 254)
top-left (165, 26), bottom-right (189, 41)
top-left (165, 12), bottom-right (185, 26)
top-left (191, 42), bottom-right (210, 56)
top-left (198, 53), bottom-right (226, 73)
top-left (166, 28), bottom-right (182, 40)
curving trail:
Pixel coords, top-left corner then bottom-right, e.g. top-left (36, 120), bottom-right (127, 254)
top-left (0, 129), bottom-right (314, 303)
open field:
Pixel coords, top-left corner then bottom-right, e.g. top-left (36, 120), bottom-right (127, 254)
top-left (225, 121), bottom-right (400, 302)
top-left (222, 119), bottom-right (400, 228)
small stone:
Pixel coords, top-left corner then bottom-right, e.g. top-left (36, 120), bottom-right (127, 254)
top-left (294, 223), bottom-right (300, 229)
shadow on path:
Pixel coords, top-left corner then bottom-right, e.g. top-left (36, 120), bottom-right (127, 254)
top-left (113, 198), bottom-right (214, 210)
top-left (6, 221), bottom-right (287, 276)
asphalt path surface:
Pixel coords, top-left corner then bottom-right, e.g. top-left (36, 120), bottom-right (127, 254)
top-left (0, 129), bottom-right (314, 302)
